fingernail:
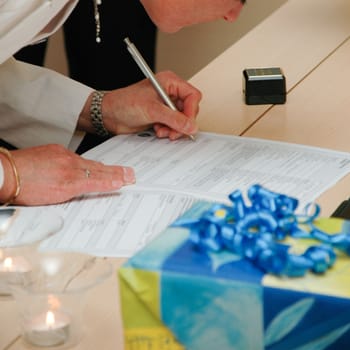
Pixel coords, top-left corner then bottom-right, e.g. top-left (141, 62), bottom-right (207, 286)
top-left (112, 180), bottom-right (123, 188)
top-left (184, 119), bottom-right (197, 134)
top-left (123, 167), bottom-right (136, 184)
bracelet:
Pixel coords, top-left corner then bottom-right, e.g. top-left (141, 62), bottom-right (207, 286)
top-left (0, 147), bottom-right (21, 206)
top-left (90, 90), bottom-right (110, 138)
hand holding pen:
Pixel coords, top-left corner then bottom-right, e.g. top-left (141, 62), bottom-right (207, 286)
top-left (124, 37), bottom-right (198, 141)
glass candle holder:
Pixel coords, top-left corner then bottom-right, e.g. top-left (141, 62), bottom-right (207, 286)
top-left (11, 251), bottom-right (112, 349)
top-left (0, 207), bottom-right (63, 297)
top-left (0, 243), bottom-right (36, 296)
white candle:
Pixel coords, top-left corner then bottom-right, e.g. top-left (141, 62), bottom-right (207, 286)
top-left (0, 255), bottom-right (32, 295)
top-left (24, 310), bottom-right (71, 347)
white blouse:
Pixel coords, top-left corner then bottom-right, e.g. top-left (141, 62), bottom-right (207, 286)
top-left (0, 0), bottom-right (77, 64)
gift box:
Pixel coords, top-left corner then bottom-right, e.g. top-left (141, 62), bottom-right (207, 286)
top-left (118, 187), bottom-right (350, 350)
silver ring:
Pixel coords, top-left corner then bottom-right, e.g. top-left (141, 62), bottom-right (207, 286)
top-left (85, 169), bottom-right (91, 178)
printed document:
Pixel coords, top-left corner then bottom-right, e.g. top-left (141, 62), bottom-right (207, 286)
top-left (40, 132), bottom-right (350, 257)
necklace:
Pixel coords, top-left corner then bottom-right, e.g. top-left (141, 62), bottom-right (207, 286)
top-left (93, 0), bottom-right (102, 43)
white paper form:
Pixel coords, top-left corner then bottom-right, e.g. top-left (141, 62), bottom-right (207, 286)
top-left (40, 132), bottom-right (350, 257)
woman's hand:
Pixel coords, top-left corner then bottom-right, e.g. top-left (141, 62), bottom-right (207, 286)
top-left (0, 144), bottom-right (135, 206)
top-left (79, 71), bottom-right (202, 140)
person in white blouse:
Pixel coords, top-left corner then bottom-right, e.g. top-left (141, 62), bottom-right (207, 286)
top-left (0, 0), bottom-right (244, 206)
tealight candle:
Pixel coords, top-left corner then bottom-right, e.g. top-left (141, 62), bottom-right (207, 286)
top-left (24, 310), bottom-right (71, 347)
top-left (0, 255), bottom-right (32, 295)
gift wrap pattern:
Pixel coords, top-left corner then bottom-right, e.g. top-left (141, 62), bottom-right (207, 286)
top-left (119, 202), bottom-right (350, 350)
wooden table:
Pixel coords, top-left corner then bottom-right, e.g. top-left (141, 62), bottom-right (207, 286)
top-left (2, 0), bottom-right (350, 348)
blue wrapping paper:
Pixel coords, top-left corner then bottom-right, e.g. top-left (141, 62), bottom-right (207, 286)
top-left (119, 198), bottom-right (350, 350)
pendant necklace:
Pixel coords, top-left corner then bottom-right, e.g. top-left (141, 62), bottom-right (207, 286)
top-left (93, 0), bottom-right (102, 43)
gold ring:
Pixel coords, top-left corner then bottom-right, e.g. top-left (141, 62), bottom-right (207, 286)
top-left (85, 169), bottom-right (91, 178)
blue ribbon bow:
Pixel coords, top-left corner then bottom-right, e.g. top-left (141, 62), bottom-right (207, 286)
top-left (172, 184), bottom-right (349, 277)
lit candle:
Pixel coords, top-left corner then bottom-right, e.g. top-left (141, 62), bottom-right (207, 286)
top-left (24, 310), bottom-right (71, 347)
top-left (0, 255), bottom-right (32, 295)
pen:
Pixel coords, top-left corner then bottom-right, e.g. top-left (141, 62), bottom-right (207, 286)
top-left (124, 37), bottom-right (195, 141)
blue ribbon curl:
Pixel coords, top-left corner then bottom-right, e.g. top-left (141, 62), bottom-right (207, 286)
top-left (172, 184), bottom-right (348, 277)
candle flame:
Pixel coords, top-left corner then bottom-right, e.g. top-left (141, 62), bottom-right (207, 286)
top-left (46, 310), bottom-right (55, 327)
top-left (3, 257), bottom-right (13, 269)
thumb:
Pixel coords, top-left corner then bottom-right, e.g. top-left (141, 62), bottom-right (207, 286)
top-left (150, 103), bottom-right (198, 135)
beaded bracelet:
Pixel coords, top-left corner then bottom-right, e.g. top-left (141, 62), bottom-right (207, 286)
top-left (0, 147), bottom-right (21, 206)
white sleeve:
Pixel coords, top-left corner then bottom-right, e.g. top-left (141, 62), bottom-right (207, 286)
top-left (0, 0), bottom-right (78, 64)
top-left (0, 57), bottom-right (93, 148)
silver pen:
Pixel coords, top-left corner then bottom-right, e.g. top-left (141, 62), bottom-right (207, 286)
top-left (124, 37), bottom-right (195, 141)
